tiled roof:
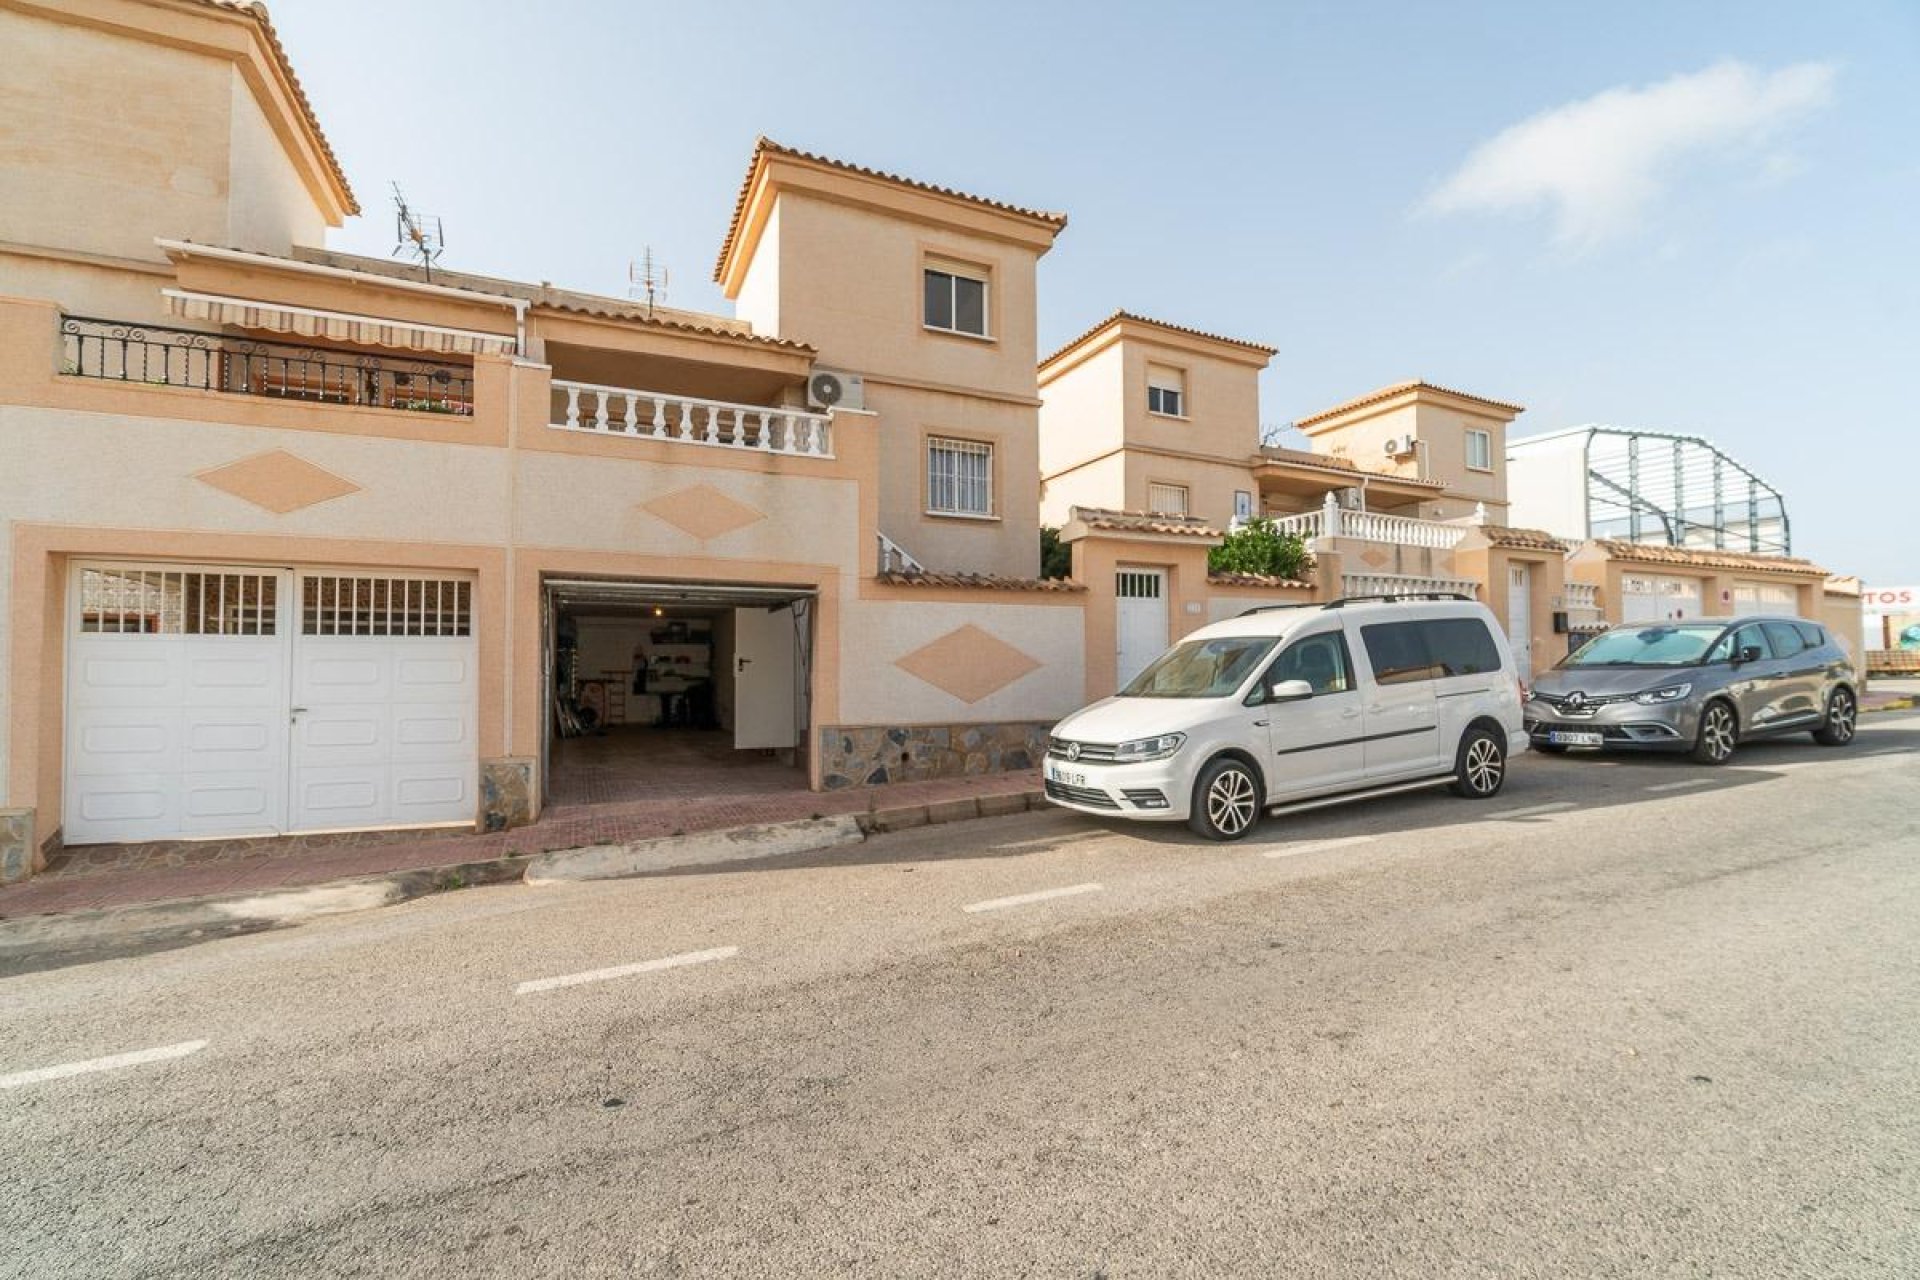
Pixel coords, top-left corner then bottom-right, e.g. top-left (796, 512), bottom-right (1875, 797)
top-left (1255, 445), bottom-right (1448, 489)
top-left (1296, 380), bottom-right (1525, 428)
top-left (875, 570), bottom-right (1086, 593)
top-left (1071, 507), bottom-right (1224, 538)
top-left (534, 295), bottom-right (814, 353)
top-left (1825, 575), bottom-right (1862, 596)
top-left (1207, 572), bottom-right (1316, 590)
top-left (716, 138), bottom-right (1069, 282)
top-left (1591, 540), bottom-right (1830, 577)
top-left (188, 1), bottom-right (357, 213)
top-left (1476, 525), bottom-right (1569, 552)
top-left (1040, 310), bottom-right (1278, 369)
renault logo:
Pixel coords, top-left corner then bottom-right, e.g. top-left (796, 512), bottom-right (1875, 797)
top-left (1565, 692), bottom-right (1588, 712)
top-left (1066, 742), bottom-right (1082, 762)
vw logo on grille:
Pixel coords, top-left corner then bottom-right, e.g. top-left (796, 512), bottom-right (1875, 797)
top-left (1066, 742), bottom-right (1082, 762)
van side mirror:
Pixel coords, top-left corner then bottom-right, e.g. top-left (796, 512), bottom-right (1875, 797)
top-left (1268, 679), bottom-right (1314, 703)
top-left (1736, 644), bottom-right (1763, 665)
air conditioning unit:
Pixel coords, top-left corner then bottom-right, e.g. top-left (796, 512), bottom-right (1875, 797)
top-left (806, 369), bottom-right (864, 412)
top-left (1383, 435), bottom-right (1415, 459)
top-left (1336, 487), bottom-right (1365, 510)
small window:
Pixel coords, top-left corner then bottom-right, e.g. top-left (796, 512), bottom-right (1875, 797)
top-left (302, 575), bottom-right (471, 637)
top-left (927, 436), bottom-right (994, 516)
top-left (1256, 630), bottom-right (1354, 702)
top-left (1465, 429), bottom-right (1492, 471)
top-left (1147, 365), bottom-right (1185, 417)
top-left (77, 567), bottom-right (277, 636)
top-left (1424, 618), bottom-right (1503, 676)
top-left (1761, 621), bottom-right (1805, 658)
top-left (1146, 483), bottom-right (1189, 516)
top-left (1233, 490), bottom-right (1254, 522)
top-left (1795, 622), bottom-right (1826, 649)
top-left (924, 267), bottom-right (988, 337)
top-left (1360, 621), bottom-right (1439, 685)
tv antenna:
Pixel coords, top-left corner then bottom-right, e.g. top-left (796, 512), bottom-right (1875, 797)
top-left (628, 248), bottom-right (669, 317)
top-left (391, 183), bottom-right (445, 282)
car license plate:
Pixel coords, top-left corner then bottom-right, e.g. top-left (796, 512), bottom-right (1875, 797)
top-left (1548, 730), bottom-right (1604, 747)
top-left (1047, 764), bottom-right (1086, 787)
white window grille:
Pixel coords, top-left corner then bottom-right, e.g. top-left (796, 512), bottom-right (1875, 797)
top-left (301, 575), bottom-right (472, 637)
top-left (1147, 483), bottom-right (1190, 516)
top-left (927, 437), bottom-right (995, 516)
top-left (923, 265), bottom-right (989, 337)
top-left (77, 567), bottom-right (277, 635)
top-left (1117, 570), bottom-right (1164, 599)
top-left (1147, 364), bottom-right (1185, 417)
top-left (1466, 429), bottom-right (1492, 471)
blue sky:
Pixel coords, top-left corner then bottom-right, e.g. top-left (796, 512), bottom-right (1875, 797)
top-left (271, 0), bottom-right (1917, 585)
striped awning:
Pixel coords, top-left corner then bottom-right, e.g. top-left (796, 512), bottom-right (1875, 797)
top-left (162, 289), bottom-right (518, 356)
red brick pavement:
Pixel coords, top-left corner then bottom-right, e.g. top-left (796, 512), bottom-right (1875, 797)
top-left (0, 770), bottom-right (1046, 919)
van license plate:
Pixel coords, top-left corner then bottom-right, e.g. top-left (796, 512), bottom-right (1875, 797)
top-left (1548, 731), bottom-right (1604, 747)
top-left (1047, 764), bottom-right (1086, 787)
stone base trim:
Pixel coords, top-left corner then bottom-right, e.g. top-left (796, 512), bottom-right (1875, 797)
top-left (2, 808), bottom-right (36, 885)
top-left (819, 722), bottom-right (1050, 790)
top-left (479, 758), bottom-right (536, 833)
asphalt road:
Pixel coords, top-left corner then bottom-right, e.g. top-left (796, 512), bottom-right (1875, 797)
top-left (4, 716), bottom-right (1919, 1278)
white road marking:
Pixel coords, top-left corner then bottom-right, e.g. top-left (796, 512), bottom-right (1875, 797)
top-left (515, 946), bottom-right (738, 995)
top-left (0, 1040), bottom-right (207, 1090)
top-left (1487, 801), bottom-right (1578, 821)
top-left (1262, 835), bottom-right (1378, 860)
top-left (1645, 778), bottom-right (1716, 793)
top-left (963, 883), bottom-right (1104, 914)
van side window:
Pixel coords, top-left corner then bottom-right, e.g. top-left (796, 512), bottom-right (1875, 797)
top-left (1359, 622), bottom-right (1437, 685)
top-left (1710, 625), bottom-right (1775, 663)
top-left (1424, 618), bottom-right (1502, 676)
top-left (1795, 622), bottom-right (1826, 649)
top-left (1254, 631), bottom-right (1354, 703)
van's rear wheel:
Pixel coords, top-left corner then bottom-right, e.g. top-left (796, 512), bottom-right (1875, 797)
top-left (1450, 727), bottom-right (1506, 798)
top-left (1189, 757), bottom-right (1262, 841)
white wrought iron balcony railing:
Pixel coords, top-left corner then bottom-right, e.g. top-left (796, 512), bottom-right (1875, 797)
top-left (551, 380), bottom-right (833, 458)
top-left (1267, 499), bottom-right (1469, 550)
top-left (1564, 582), bottom-right (1601, 612)
top-left (1342, 572), bottom-right (1481, 599)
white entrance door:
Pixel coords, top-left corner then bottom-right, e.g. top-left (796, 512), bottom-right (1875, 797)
top-left (1116, 569), bottom-right (1170, 691)
top-left (290, 574), bottom-right (478, 832)
top-left (65, 565), bottom-right (290, 845)
top-left (1507, 564), bottom-right (1533, 678)
top-left (733, 605), bottom-right (797, 749)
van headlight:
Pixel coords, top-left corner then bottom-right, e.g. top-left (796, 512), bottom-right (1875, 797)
top-left (1633, 683), bottom-right (1692, 705)
top-left (1112, 733), bottom-right (1186, 763)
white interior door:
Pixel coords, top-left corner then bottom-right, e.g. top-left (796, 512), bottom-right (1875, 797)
top-left (64, 564), bottom-right (290, 844)
top-left (1116, 569), bottom-right (1169, 691)
top-left (734, 605), bottom-right (797, 749)
top-left (289, 574), bottom-right (477, 833)
top-left (1507, 564), bottom-right (1533, 677)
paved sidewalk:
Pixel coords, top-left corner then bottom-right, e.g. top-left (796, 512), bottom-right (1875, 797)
top-left (1864, 676), bottom-right (1920, 715)
top-left (0, 770), bottom-right (1044, 920)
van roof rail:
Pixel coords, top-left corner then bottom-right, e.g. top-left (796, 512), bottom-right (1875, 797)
top-left (1236, 591), bottom-right (1474, 618)
top-left (1235, 602), bottom-right (1323, 617)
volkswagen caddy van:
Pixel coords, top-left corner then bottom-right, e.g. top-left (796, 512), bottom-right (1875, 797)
top-left (1045, 595), bottom-right (1528, 840)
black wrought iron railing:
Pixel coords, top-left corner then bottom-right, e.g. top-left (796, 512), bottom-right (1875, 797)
top-left (59, 315), bottom-right (475, 416)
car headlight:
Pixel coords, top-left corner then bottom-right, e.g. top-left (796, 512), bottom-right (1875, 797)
top-left (1633, 683), bottom-right (1693, 705)
top-left (1112, 733), bottom-right (1186, 763)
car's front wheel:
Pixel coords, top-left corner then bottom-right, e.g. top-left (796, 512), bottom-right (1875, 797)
top-left (1450, 726), bottom-right (1506, 798)
top-left (1691, 700), bottom-right (1738, 765)
top-left (1188, 757), bottom-right (1262, 841)
top-left (1812, 687), bottom-right (1857, 746)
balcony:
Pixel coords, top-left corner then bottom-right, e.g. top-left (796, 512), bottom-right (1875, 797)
top-left (59, 315), bottom-right (474, 415)
top-left (1267, 502), bottom-right (1469, 550)
top-left (550, 379), bottom-right (834, 459)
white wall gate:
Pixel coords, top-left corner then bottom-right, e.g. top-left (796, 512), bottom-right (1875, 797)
top-left (64, 563), bottom-right (477, 846)
top-left (1621, 573), bottom-right (1703, 624)
top-left (1115, 568), bottom-right (1169, 691)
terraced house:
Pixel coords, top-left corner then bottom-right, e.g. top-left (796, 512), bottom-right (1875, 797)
top-left (0, 0), bottom-right (1091, 880)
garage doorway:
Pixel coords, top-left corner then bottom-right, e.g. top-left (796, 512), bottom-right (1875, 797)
top-left (542, 578), bottom-right (815, 808)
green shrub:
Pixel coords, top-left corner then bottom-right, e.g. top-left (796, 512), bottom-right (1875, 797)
top-left (1208, 518), bottom-right (1313, 580)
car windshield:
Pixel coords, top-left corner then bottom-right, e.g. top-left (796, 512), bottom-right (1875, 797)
top-left (1561, 624), bottom-right (1724, 668)
top-left (1120, 636), bottom-right (1276, 698)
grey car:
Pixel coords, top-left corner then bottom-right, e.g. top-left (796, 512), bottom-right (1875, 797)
top-left (1525, 616), bottom-right (1858, 764)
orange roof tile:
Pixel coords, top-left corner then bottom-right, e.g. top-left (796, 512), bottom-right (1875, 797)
top-left (1207, 572), bottom-right (1316, 590)
top-left (1296, 380), bottom-right (1525, 428)
top-left (1590, 540), bottom-right (1830, 577)
top-left (1071, 507), bottom-right (1224, 538)
top-left (716, 138), bottom-right (1068, 282)
top-left (1476, 525), bottom-right (1569, 552)
top-left (1040, 310), bottom-right (1278, 370)
top-left (1253, 446), bottom-right (1449, 490)
top-left (875, 570), bottom-right (1086, 593)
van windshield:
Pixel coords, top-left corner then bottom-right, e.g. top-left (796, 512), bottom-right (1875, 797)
top-left (1561, 624), bottom-right (1724, 668)
top-left (1120, 636), bottom-right (1275, 698)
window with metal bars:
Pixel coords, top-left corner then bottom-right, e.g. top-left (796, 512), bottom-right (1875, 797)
top-left (1116, 570), bottom-right (1163, 599)
top-left (301, 576), bottom-right (472, 637)
top-left (1146, 483), bottom-right (1189, 516)
top-left (927, 437), bottom-right (994, 516)
top-left (77, 568), bottom-right (277, 635)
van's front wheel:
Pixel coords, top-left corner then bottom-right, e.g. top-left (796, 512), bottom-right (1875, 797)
top-left (1450, 727), bottom-right (1507, 798)
top-left (1189, 757), bottom-right (1263, 841)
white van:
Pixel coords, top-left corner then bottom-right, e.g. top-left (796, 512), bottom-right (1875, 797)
top-left (1045, 594), bottom-right (1529, 840)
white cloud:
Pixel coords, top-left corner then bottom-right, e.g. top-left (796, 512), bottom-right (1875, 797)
top-left (1425, 60), bottom-right (1836, 248)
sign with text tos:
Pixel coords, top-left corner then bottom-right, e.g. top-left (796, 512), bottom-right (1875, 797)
top-left (1862, 586), bottom-right (1919, 613)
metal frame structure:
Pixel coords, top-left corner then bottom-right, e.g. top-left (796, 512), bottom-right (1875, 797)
top-left (1574, 426), bottom-right (1789, 555)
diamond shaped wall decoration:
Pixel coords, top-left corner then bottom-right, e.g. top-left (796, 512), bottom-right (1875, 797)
top-left (194, 449), bottom-right (360, 514)
top-left (643, 484), bottom-right (766, 542)
top-left (895, 624), bottom-right (1042, 704)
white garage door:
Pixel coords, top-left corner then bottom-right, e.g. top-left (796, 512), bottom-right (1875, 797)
top-left (64, 563), bottom-right (477, 846)
top-left (1620, 573), bottom-right (1703, 624)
